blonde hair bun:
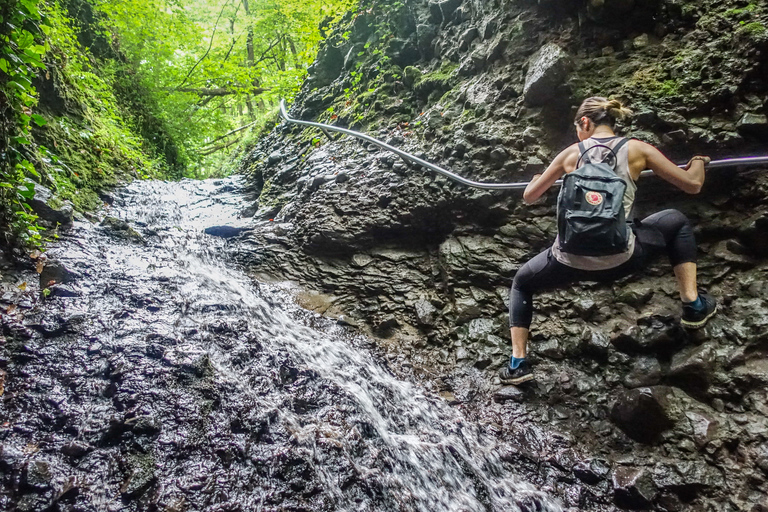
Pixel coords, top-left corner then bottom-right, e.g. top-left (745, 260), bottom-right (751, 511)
top-left (575, 96), bottom-right (633, 126)
top-left (604, 99), bottom-right (633, 120)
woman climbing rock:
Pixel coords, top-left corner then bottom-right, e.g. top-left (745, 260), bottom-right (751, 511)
top-left (499, 97), bottom-right (718, 385)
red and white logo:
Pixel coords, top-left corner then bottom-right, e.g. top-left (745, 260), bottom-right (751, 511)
top-left (585, 191), bottom-right (603, 206)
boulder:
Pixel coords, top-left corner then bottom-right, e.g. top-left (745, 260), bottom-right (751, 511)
top-left (39, 260), bottom-right (80, 288)
top-left (581, 330), bottom-right (611, 358)
top-left (21, 181), bottom-right (74, 227)
top-left (611, 386), bottom-right (676, 443)
top-left (415, 24), bottom-right (437, 58)
top-left (668, 343), bottom-right (716, 394)
top-left (737, 112), bottom-right (768, 137)
top-left (612, 466), bottom-right (656, 509)
top-left (651, 461), bottom-right (718, 501)
top-left (685, 411), bottom-right (718, 449)
top-left (23, 459), bottom-right (53, 490)
top-left (623, 356), bottom-right (662, 388)
top-left (100, 216), bottom-right (145, 244)
top-left (523, 43), bottom-right (572, 106)
top-left (428, 0), bottom-right (464, 24)
top-left (573, 458), bottom-right (611, 485)
top-left (306, 45), bottom-right (343, 88)
top-left (611, 317), bottom-right (687, 353)
top-left (414, 298), bottom-right (438, 326)
top-left (493, 385), bottom-right (525, 403)
top-left (204, 225), bottom-right (248, 238)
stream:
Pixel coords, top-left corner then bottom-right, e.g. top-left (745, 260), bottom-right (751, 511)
top-left (0, 177), bottom-right (563, 511)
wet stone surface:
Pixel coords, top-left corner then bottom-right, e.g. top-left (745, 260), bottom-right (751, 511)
top-left (0, 178), bottom-right (568, 511)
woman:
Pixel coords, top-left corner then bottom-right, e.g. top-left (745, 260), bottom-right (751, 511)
top-left (499, 97), bottom-right (717, 385)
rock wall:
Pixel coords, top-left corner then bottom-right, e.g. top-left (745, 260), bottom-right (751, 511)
top-left (237, 0), bottom-right (768, 509)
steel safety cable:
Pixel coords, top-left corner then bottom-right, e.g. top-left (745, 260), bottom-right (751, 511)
top-left (280, 100), bottom-right (768, 191)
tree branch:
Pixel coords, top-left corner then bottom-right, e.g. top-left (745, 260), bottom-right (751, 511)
top-left (201, 121), bottom-right (256, 147)
top-left (173, 0), bottom-right (231, 92)
top-left (198, 137), bottom-right (243, 156)
top-left (170, 86), bottom-right (270, 96)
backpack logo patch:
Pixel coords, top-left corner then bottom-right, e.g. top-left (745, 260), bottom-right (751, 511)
top-left (585, 191), bottom-right (604, 206)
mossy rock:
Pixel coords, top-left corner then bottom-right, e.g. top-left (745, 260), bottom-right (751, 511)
top-left (413, 62), bottom-right (458, 99)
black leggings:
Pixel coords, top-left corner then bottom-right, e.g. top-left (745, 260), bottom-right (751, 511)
top-left (509, 209), bottom-right (697, 328)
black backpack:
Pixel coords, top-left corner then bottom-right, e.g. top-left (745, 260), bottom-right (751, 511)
top-left (557, 139), bottom-right (630, 256)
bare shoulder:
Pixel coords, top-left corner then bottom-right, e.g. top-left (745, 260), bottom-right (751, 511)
top-left (559, 142), bottom-right (581, 173)
top-left (627, 138), bottom-right (654, 155)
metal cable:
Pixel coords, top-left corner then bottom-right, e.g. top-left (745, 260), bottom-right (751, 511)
top-left (280, 100), bottom-right (768, 191)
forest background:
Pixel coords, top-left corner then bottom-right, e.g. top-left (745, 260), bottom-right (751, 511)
top-left (0, 0), bottom-right (354, 247)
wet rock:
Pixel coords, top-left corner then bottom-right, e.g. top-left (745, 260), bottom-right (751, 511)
top-left (612, 466), bottom-right (656, 509)
top-left (611, 386), bottom-right (676, 443)
top-left (415, 24), bottom-right (437, 58)
top-left (581, 330), bottom-right (610, 358)
top-left (615, 283), bottom-right (654, 308)
top-left (573, 458), bottom-right (610, 485)
top-left (39, 260), bottom-right (79, 288)
top-left (101, 216), bottom-right (145, 244)
top-left (493, 385), bottom-right (525, 403)
top-left (374, 315), bottom-right (399, 337)
top-left (651, 461), bottom-right (718, 501)
top-left (23, 459), bottom-right (52, 490)
top-left (267, 152), bottom-right (283, 165)
top-left (755, 444), bottom-right (768, 475)
top-left (306, 44), bottom-right (342, 88)
top-left (428, 0), bottom-right (464, 24)
top-left (459, 27), bottom-right (478, 50)
top-left (61, 441), bottom-right (91, 458)
top-left (15, 494), bottom-right (51, 512)
top-left (667, 342), bottom-right (716, 394)
top-left (611, 317), bottom-right (686, 353)
top-left (22, 181), bottom-right (74, 227)
top-left (623, 356), bottom-right (662, 388)
top-left (0, 443), bottom-right (26, 470)
top-left (535, 338), bottom-right (565, 360)
top-left (121, 461), bottom-right (156, 499)
top-left (523, 43), bottom-right (572, 106)
top-left (414, 298), bottom-right (438, 326)
top-left (204, 225), bottom-right (248, 238)
top-left (685, 411), bottom-right (718, 449)
top-left (737, 112), bottom-right (768, 136)
top-left (47, 283), bottom-right (80, 297)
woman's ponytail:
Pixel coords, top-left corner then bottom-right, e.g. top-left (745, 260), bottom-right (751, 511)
top-left (603, 98), bottom-right (632, 121)
top-left (575, 96), bottom-right (633, 127)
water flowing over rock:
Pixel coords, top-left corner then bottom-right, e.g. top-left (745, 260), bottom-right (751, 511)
top-left (0, 178), bottom-right (566, 511)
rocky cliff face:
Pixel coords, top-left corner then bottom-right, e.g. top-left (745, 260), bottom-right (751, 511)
top-left (237, 0), bottom-right (768, 509)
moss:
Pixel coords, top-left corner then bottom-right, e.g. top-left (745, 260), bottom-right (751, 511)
top-left (724, 3), bottom-right (759, 17)
top-left (627, 65), bottom-right (683, 99)
top-left (413, 61), bottom-right (458, 98)
top-left (739, 21), bottom-right (767, 34)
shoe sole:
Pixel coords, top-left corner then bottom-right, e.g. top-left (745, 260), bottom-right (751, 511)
top-left (681, 304), bottom-right (718, 329)
top-left (499, 373), bottom-right (535, 385)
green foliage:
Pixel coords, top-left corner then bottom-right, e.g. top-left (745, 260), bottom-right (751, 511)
top-left (723, 3), bottom-right (759, 17)
top-left (0, 0), bottom-right (356, 247)
top-left (91, 0), bottom-right (355, 178)
top-left (0, 0), bottom-right (50, 247)
top-left (628, 65), bottom-right (682, 99)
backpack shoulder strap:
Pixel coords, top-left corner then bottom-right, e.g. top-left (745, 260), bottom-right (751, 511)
top-left (576, 141), bottom-right (590, 167)
top-left (612, 137), bottom-right (630, 154)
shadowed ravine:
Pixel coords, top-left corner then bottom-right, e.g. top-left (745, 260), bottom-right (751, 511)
top-left (0, 177), bottom-right (563, 511)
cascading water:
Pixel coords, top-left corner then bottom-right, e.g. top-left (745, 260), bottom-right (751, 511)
top-left (0, 177), bottom-right (563, 511)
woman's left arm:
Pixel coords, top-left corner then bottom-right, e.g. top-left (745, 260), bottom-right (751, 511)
top-left (522, 146), bottom-right (573, 203)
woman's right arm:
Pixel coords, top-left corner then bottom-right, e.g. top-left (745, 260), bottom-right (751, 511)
top-left (637, 140), bottom-right (709, 194)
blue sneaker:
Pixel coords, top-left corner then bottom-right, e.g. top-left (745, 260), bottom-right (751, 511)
top-left (681, 293), bottom-right (718, 329)
top-left (498, 360), bottom-right (534, 385)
